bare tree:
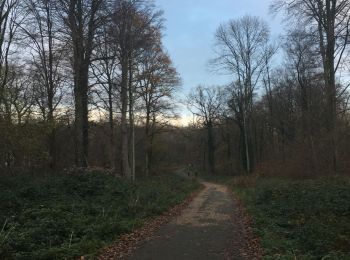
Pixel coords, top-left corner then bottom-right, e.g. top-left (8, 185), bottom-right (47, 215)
top-left (111, 0), bottom-right (136, 178)
top-left (137, 45), bottom-right (180, 176)
top-left (284, 29), bottom-right (322, 167)
top-left (111, 0), bottom-right (163, 178)
top-left (20, 0), bottom-right (66, 169)
top-left (271, 0), bottom-right (350, 171)
top-left (57, 0), bottom-right (106, 167)
top-left (0, 0), bottom-right (21, 121)
top-left (188, 85), bottom-right (224, 174)
top-left (212, 15), bottom-right (275, 173)
top-left (7, 68), bottom-right (35, 125)
top-left (91, 22), bottom-right (120, 168)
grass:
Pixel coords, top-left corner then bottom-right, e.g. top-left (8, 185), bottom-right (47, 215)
top-left (0, 171), bottom-right (199, 259)
top-left (231, 176), bottom-right (350, 259)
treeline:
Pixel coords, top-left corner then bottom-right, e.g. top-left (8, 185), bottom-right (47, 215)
top-left (0, 0), bottom-right (180, 178)
top-left (2, 0), bottom-right (349, 178)
top-left (186, 1), bottom-right (350, 177)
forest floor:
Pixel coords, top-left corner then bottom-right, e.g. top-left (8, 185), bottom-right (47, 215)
top-left (232, 176), bottom-right (350, 259)
top-left (0, 172), bottom-right (199, 259)
top-left (101, 174), bottom-right (350, 259)
top-left (124, 181), bottom-right (254, 260)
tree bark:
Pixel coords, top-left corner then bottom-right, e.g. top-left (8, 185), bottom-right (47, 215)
top-left (242, 110), bottom-right (251, 173)
top-left (128, 61), bottom-right (135, 180)
top-left (145, 107), bottom-right (151, 176)
top-left (317, 0), bottom-right (337, 172)
top-left (73, 66), bottom-right (89, 167)
top-left (119, 55), bottom-right (131, 178)
top-left (207, 121), bottom-right (215, 174)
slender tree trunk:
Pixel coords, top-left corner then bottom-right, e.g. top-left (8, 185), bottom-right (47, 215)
top-left (145, 108), bottom-right (151, 176)
top-left (47, 110), bottom-right (56, 170)
top-left (207, 121), bottom-right (215, 174)
top-left (317, 0), bottom-right (337, 173)
top-left (128, 62), bottom-right (135, 180)
top-left (108, 86), bottom-right (114, 168)
top-left (226, 126), bottom-right (233, 174)
top-left (47, 8), bottom-right (56, 170)
top-left (149, 130), bottom-right (154, 174)
top-left (119, 55), bottom-right (131, 178)
top-left (325, 19), bottom-right (337, 173)
top-left (242, 110), bottom-right (251, 173)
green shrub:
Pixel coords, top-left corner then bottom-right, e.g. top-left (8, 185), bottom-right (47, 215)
top-left (232, 178), bottom-right (350, 259)
top-left (0, 173), bottom-right (199, 259)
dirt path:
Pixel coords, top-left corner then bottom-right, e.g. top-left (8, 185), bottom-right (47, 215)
top-left (127, 182), bottom-right (243, 260)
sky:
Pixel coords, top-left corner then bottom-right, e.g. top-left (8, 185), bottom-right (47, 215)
top-left (154, 0), bottom-right (284, 124)
top-left (155, 0), bottom-right (283, 90)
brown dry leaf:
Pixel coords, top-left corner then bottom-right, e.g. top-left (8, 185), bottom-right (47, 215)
top-left (98, 186), bottom-right (204, 260)
top-left (228, 189), bottom-right (263, 260)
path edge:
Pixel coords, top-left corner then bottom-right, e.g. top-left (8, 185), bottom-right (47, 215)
top-left (226, 187), bottom-right (263, 260)
top-left (98, 183), bottom-right (205, 260)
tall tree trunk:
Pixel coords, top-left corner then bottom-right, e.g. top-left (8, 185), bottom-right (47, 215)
top-left (119, 56), bottom-right (131, 178)
top-left (47, 8), bottom-right (56, 170)
top-left (108, 84), bottom-right (114, 168)
top-left (145, 108), bottom-right (151, 176)
top-left (47, 110), bottom-right (56, 170)
top-left (242, 111), bottom-right (251, 173)
top-left (128, 62), bottom-right (135, 180)
top-left (66, 0), bottom-right (102, 168)
top-left (325, 42), bottom-right (337, 173)
top-left (318, 0), bottom-right (337, 173)
top-left (225, 125), bottom-right (233, 174)
top-left (207, 121), bottom-right (215, 174)
top-left (74, 66), bottom-right (89, 168)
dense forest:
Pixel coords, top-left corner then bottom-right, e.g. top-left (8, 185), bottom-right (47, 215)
top-left (0, 0), bottom-right (181, 178)
top-left (1, 0), bottom-right (350, 178)
top-left (187, 1), bottom-right (350, 177)
top-left (1, 0), bottom-right (350, 259)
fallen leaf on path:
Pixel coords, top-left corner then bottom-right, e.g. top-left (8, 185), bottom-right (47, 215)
top-left (227, 189), bottom-right (263, 260)
top-left (98, 186), bottom-right (204, 260)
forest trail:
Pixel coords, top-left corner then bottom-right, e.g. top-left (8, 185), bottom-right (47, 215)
top-left (127, 182), bottom-right (243, 260)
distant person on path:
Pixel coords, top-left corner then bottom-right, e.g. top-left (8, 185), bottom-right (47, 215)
top-left (187, 163), bottom-right (193, 177)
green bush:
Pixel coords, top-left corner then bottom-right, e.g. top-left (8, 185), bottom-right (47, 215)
top-left (232, 178), bottom-right (350, 259)
top-left (0, 173), bottom-right (199, 259)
